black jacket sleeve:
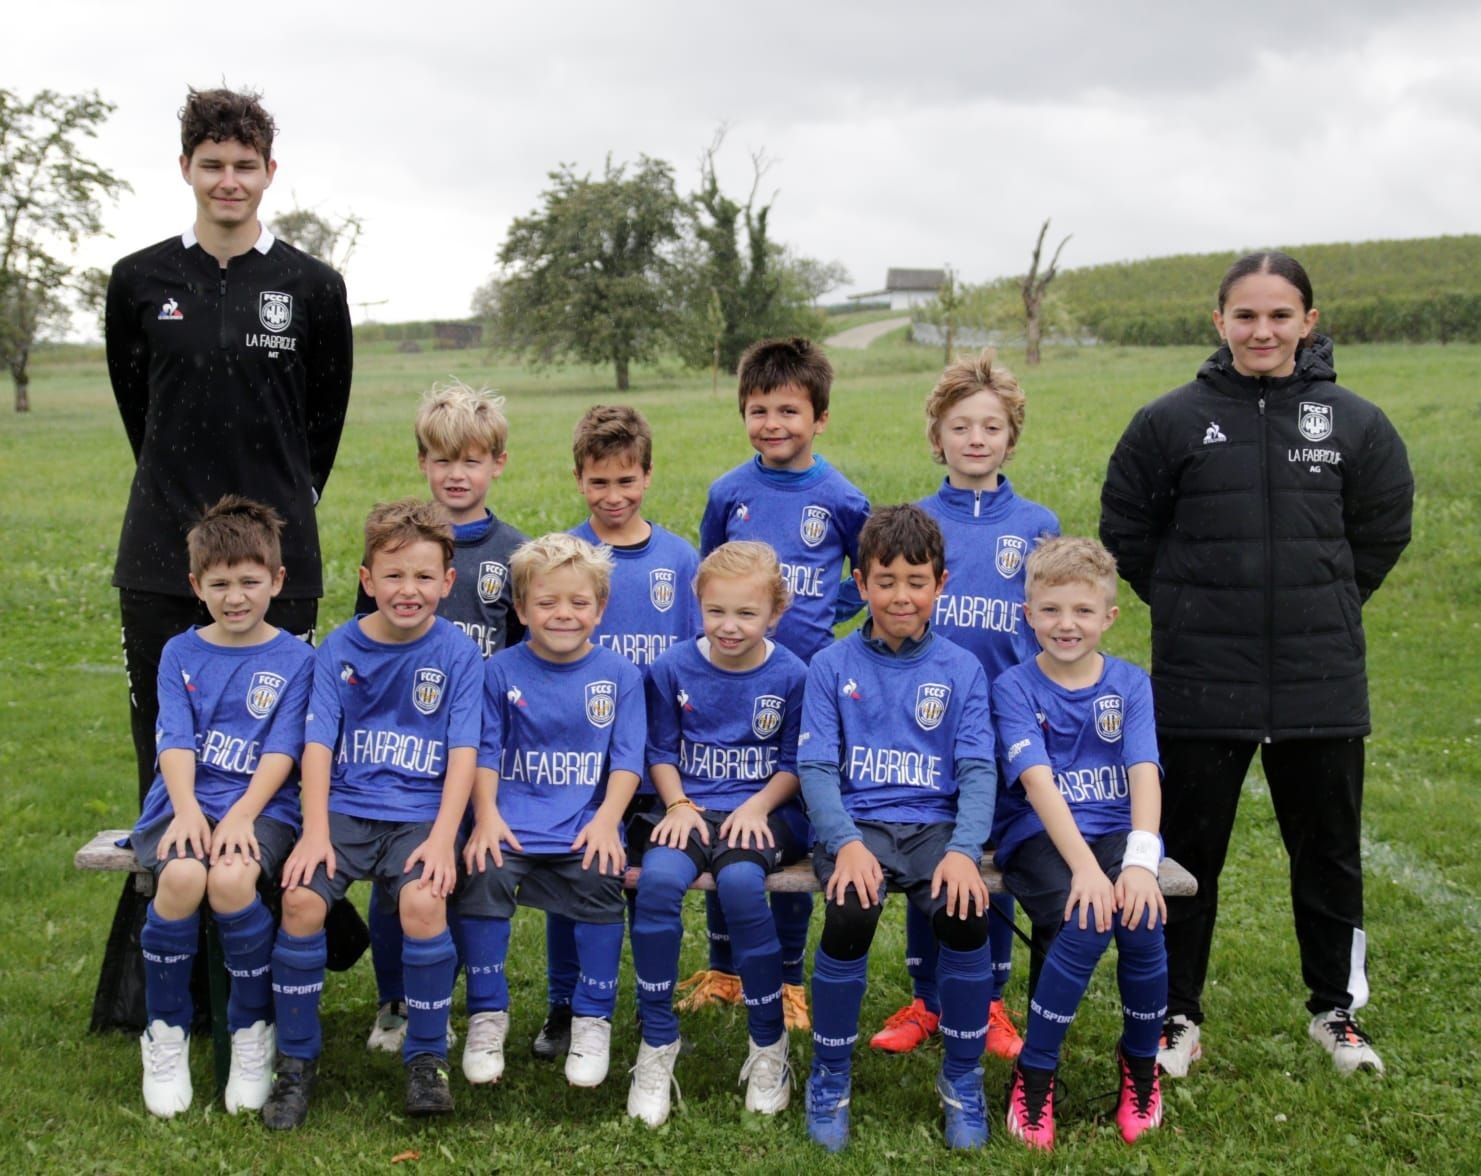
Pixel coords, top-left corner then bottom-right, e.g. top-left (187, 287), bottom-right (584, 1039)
top-left (1344, 406), bottom-right (1414, 602)
top-left (105, 263), bottom-right (149, 461)
top-left (1099, 404), bottom-right (1175, 604)
top-left (305, 270), bottom-right (353, 499)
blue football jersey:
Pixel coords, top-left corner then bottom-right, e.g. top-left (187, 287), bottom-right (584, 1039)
top-left (481, 642), bottom-right (646, 853)
top-left (306, 616), bottom-right (483, 823)
top-left (135, 627), bottom-right (314, 834)
top-left (571, 519), bottom-right (700, 669)
top-left (991, 654), bottom-right (1161, 865)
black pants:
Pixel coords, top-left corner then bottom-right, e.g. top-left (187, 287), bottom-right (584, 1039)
top-left (1160, 736), bottom-right (1368, 1024)
top-left (91, 590), bottom-right (320, 1034)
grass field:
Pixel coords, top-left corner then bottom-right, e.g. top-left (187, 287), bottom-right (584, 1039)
top-left (2, 336), bottom-right (1477, 1172)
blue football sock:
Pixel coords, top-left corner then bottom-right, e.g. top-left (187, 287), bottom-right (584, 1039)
top-left (546, 912), bottom-right (580, 1008)
top-left (705, 890), bottom-right (735, 974)
top-left (1115, 921), bottom-right (1168, 1059)
top-left (271, 928), bottom-right (326, 1060)
top-left (769, 890), bottom-right (812, 988)
top-left (572, 921), bottom-right (625, 1019)
top-left (459, 916), bottom-right (511, 1014)
top-left (213, 897), bottom-right (274, 1032)
top-left (905, 900), bottom-right (941, 1013)
top-left (1020, 920), bottom-right (1111, 1071)
top-left (367, 884), bottom-right (404, 1005)
top-left (142, 905), bottom-right (199, 1032)
top-left (988, 893), bottom-right (1016, 1002)
top-left (937, 943), bottom-right (992, 1081)
top-left (722, 862), bottom-right (785, 1046)
top-left (630, 847), bottom-right (696, 1046)
top-left (810, 948), bottom-right (868, 1074)
top-left (402, 929), bottom-right (456, 1062)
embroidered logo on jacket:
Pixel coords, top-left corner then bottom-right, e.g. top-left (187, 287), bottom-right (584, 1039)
top-left (259, 291), bottom-right (293, 332)
top-left (477, 561), bottom-right (508, 604)
top-left (752, 694), bottom-right (785, 740)
top-left (995, 535), bottom-right (1028, 579)
top-left (1298, 402), bottom-right (1333, 442)
top-left (1094, 694), bottom-right (1123, 743)
top-left (585, 680), bottom-right (616, 728)
top-left (800, 505), bottom-right (831, 548)
top-left (915, 683), bottom-right (951, 731)
top-left (412, 668), bottom-right (446, 716)
top-left (246, 671), bottom-right (286, 719)
top-left (158, 298), bottom-right (184, 321)
top-left (1203, 421), bottom-right (1227, 444)
top-left (649, 568), bottom-right (676, 612)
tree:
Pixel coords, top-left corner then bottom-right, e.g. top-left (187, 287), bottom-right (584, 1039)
top-left (1, 89), bottom-right (128, 411)
top-left (936, 265), bottom-right (961, 364)
top-left (492, 156), bottom-right (683, 391)
top-left (268, 205), bottom-right (363, 274)
top-left (1021, 218), bottom-right (1071, 365)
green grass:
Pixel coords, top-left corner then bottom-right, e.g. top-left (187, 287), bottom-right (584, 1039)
top-left (3, 338), bottom-right (1478, 1172)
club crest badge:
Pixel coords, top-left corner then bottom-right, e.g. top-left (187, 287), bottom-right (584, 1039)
top-left (412, 667), bottom-right (446, 716)
top-left (246, 670), bottom-right (286, 719)
top-left (649, 568), bottom-right (676, 613)
top-left (752, 694), bottom-right (785, 740)
top-left (995, 535), bottom-right (1028, 580)
top-left (914, 683), bottom-right (951, 731)
top-left (258, 290), bottom-right (293, 333)
top-left (585, 680), bottom-right (617, 728)
top-left (477, 560), bottom-right (508, 604)
top-left (1094, 694), bottom-right (1123, 743)
top-left (1298, 402), bottom-right (1333, 443)
top-left (800, 504), bottom-right (831, 549)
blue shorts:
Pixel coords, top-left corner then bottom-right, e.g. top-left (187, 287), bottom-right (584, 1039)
top-left (133, 812), bottom-right (295, 883)
top-left (1001, 830), bottom-right (1131, 930)
top-left (812, 820), bottom-right (957, 919)
top-left (456, 850), bottom-right (624, 924)
top-left (299, 813), bottom-right (437, 908)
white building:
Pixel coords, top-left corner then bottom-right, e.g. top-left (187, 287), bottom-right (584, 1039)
top-left (848, 268), bottom-right (947, 311)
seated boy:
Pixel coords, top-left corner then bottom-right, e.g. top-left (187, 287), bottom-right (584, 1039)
top-left (457, 533), bottom-right (645, 1090)
top-left (799, 504), bottom-right (997, 1152)
top-left (132, 496), bottom-right (314, 1118)
top-left (534, 405), bottom-right (698, 1060)
top-left (360, 380), bottom-right (526, 1054)
top-left (993, 537), bottom-right (1166, 1150)
top-left (264, 500), bottom-right (482, 1128)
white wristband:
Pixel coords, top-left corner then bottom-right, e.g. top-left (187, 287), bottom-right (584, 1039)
top-left (1121, 830), bottom-right (1161, 875)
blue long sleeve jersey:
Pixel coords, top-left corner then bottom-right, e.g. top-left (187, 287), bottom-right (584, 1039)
top-left (644, 637), bottom-right (807, 811)
top-left (699, 456), bottom-right (870, 663)
top-left (991, 654), bottom-right (1161, 866)
top-left (917, 476), bottom-right (1060, 681)
top-left (305, 616), bottom-right (483, 823)
top-left (570, 520), bottom-right (700, 669)
top-left (135, 627), bottom-right (314, 835)
top-left (797, 627), bottom-right (996, 859)
top-left (480, 642), bottom-right (646, 853)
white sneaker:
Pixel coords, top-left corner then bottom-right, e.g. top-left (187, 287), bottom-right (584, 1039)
top-left (565, 1016), bottom-right (612, 1087)
top-left (224, 1020), bottom-right (275, 1113)
top-left (367, 1000), bottom-right (407, 1053)
top-left (140, 1020), bottom-right (192, 1119)
top-left (1308, 1010), bottom-right (1384, 1074)
top-left (740, 1034), bottom-right (791, 1114)
top-left (627, 1038), bottom-right (683, 1126)
top-left (1157, 1014), bottom-right (1203, 1078)
top-left (462, 1011), bottom-right (510, 1085)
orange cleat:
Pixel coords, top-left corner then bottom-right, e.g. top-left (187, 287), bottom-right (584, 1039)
top-left (986, 999), bottom-right (1024, 1060)
top-left (674, 969), bottom-right (743, 1012)
top-left (782, 983), bottom-right (811, 1032)
top-left (868, 998), bottom-right (941, 1053)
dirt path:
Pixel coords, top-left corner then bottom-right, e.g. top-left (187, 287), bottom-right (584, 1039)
top-left (824, 315), bottom-right (911, 349)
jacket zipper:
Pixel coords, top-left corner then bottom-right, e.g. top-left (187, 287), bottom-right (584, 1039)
top-left (218, 267), bottom-right (229, 351)
top-left (1258, 388), bottom-right (1274, 742)
top-left (973, 489), bottom-right (982, 518)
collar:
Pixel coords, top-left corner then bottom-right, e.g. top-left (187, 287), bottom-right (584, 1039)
top-left (181, 224), bottom-right (275, 255)
top-left (750, 454), bottom-right (829, 486)
top-left (935, 475), bottom-right (1016, 520)
top-left (859, 618), bottom-right (933, 659)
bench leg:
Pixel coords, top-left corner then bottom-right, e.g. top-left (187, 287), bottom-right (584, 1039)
top-left (205, 917), bottom-right (231, 1097)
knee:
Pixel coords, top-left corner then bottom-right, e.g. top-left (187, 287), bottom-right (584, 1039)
top-left (715, 863), bottom-right (766, 916)
top-left (206, 859), bottom-right (260, 913)
top-left (280, 886), bottom-right (328, 936)
top-left (636, 852), bottom-right (693, 913)
top-left (154, 859), bottom-right (207, 918)
top-left (931, 907), bottom-right (989, 953)
top-left (1051, 919), bottom-right (1113, 966)
top-left (399, 885), bottom-right (446, 937)
top-left (819, 893), bottom-right (882, 961)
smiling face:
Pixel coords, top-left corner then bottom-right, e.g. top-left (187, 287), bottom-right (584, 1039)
top-left (854, 554), bottom-right (945, 651)
top-left (190, 559), bottom-right (285, 645)
top-left (180, 137), bottom-right (275, 234)
top-left (744, 383), bottom-right (827, 471)
top-left (934, 388), bottom-right (1015, 491)
top-left (1213, 271), bottom-right (1319, 379)
top-left (1024, 578), bottom-right (1118, 683)
top-left (575, 453), bottom-right (652, 543)
top-left (700, 571), bottom-right (777, 672)
top-left (420, 444), bottom-right (505, 525)
top-left (358, 539), bottom-right (454, 642)
top-left (516, 565), bottom-right (604, 664)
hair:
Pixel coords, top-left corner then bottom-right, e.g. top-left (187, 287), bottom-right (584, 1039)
top-left (857, 504), bottom-right (946, 579)
top-left (1217, 251), bottom-right (1315, 313)
top-left (571, 404), bottom-right (653, 473)
top-left (510, 532), bottom-right (614, 608)
top-left (1024, 536), bottom-right (1119, 605)
top-left (924, 347), bottom-right (1027, 463)
top-left (736, 337), bottom-right (833, 417)
top-left (179, 87), bottom-right (276, 162)
top-left (187, 495), bottom-right (284, 577)
top-left (361, 498), bottom-right (454, 569)
top-left (415, 378), bottom-right (509, 458)
top-left (693, 541), bottom-right (791, 618)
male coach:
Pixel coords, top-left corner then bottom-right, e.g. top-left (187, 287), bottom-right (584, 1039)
top-left (96, 87), bottom-right (354, 1032)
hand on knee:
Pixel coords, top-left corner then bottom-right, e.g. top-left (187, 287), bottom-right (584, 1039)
top-left (931, 906), bottom-right (989, 953)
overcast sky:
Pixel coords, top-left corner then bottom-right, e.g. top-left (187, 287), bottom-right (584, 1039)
top-left (12, 0), bottom-right (1481, 332)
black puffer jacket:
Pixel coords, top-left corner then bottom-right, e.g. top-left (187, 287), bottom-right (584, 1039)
top-left (1099, 337), bottom-right (1412, 740)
